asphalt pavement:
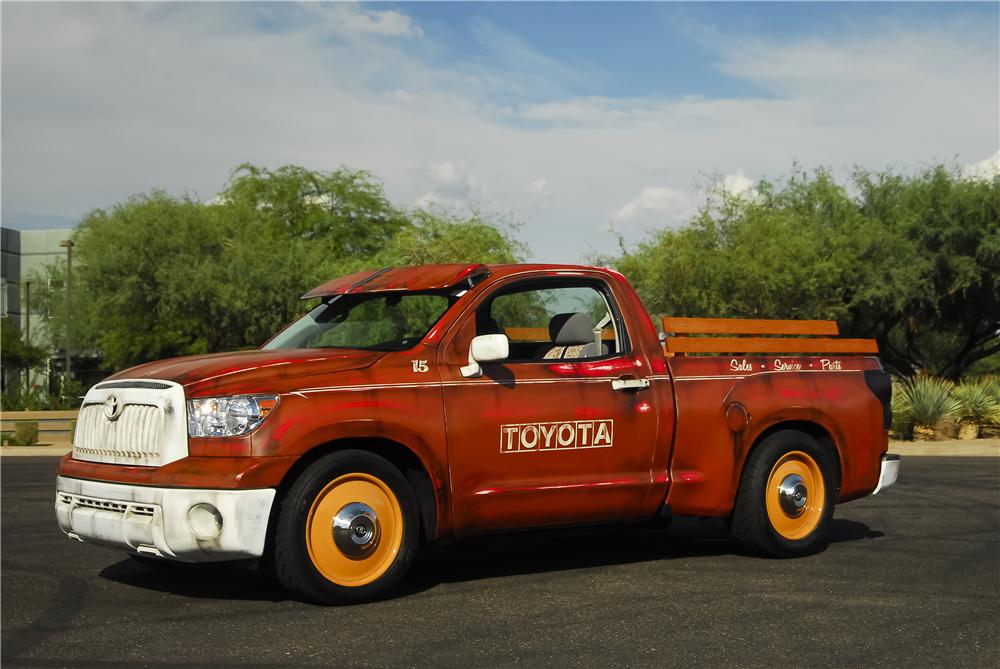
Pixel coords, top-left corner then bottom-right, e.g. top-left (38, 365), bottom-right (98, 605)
top-left (2, 456), bottom-right (998, 668)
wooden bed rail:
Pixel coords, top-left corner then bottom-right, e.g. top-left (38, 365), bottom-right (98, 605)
top-left (661, 317), bottom-right (839, 336)
top-left (660, 317), bottom-right (878, 355)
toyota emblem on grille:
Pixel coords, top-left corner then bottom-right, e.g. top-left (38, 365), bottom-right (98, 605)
top-left (103, 395), bottom-right (124, 421)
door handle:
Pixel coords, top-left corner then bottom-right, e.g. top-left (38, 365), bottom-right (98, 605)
top-left (611, 376), bottom-right (650, 391)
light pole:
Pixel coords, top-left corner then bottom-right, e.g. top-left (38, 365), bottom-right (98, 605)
top-left (24, 280), bottom-right (31, 345)
top-left (24, 280), bottom-right (31, 387)
top-left (59, 240), bottom-right (74, 386)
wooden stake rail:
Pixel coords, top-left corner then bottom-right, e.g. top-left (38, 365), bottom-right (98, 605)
top-left (661, 317), bottom-right (839, 336)
top-left (660, 317), bottom-right (878, 355)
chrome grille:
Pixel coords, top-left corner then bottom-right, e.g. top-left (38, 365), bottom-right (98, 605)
top-left (57, 492), bottom-right (156, 516)
top-left (73, 403), bottom-right (164, 465)
top-left (72, 379), bottom-right (188, 467)
top-left (96, 381), bottom-right (172, 390)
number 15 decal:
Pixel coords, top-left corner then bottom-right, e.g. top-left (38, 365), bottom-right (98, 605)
top-left (411, 360), bottom-right (429, 373)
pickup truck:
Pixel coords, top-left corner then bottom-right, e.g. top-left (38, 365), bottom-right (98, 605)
top-left (55, 263), bottom-right (899, 603)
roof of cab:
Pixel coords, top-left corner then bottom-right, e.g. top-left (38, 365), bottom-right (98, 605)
top-left (302, 263), bottom-right (608, 299)
top-left (302, 263), bottom-right (489, 298)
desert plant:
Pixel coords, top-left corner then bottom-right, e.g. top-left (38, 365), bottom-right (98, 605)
top-left (10, 422), bottom-right (39, 447)
top-left (898, 376), bottom-right (961, 440)
top-left (890, 381), bottom-right (915, 440)
top-left (981, 376), bottom-right (1000, 438)
top-left (981, 376), bottom-right (1000, 401)
top-left (952, 380), bottom-right (1000, 439)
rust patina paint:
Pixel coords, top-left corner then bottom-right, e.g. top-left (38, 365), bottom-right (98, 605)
top-left (57, 264), bottom-right (888, 541)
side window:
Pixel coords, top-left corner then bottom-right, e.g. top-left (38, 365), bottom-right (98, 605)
top-left (478, 282), bottom-right (625, 362)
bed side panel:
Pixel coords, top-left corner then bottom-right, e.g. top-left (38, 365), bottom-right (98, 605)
top-left (665, 356), bottom-right (887, 516)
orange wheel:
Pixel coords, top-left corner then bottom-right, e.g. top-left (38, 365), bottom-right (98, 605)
top-left (306, 473), bottom-right (404, 587)
top-left (730, 430), bottom-right (836, 557)
top-left (275, 450), bottom-right (419, 604)
top-left (764, 451), bottom-right (826, 541)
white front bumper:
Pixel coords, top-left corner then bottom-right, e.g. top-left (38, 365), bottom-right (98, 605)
top-left (55, 476), bottom-right (275, 562)
top-left (872, 454), bottom-right (900, 495)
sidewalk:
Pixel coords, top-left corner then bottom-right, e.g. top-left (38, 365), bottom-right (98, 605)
top-left (888, 438), bottom-right (999, 457)
top-left (1, 443), bottom-right (72, 457)
top-left (2, 439), bottom-right (998, 458)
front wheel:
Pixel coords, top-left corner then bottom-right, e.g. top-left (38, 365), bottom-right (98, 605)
top-left (274, 450), bottom-right (419, 604)
top-left (730, 430), bottom-right (838, 557)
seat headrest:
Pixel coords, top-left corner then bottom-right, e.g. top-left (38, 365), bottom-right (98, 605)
top-left (548, 312), bottom-right (596, 345)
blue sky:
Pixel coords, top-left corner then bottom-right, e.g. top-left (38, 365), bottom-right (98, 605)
top-left (2, 2), bottom-right (998, 261)
top-left (403, 2), bottom-right (997, 101)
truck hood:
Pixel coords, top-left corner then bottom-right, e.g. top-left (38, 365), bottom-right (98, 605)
top-left (105, 348), bottom-right (387, 395)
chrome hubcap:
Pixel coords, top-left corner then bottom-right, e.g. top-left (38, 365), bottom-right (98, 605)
top-left (332, 502), bottom-right (380, 559)
top-left (778, 474), bottom-right (808, 516)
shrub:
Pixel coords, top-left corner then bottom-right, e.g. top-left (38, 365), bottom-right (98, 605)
top-left (982, 376), bottom-right (1000, 402)
top-left (981, 377), bottom-right (1000, 438)
top-left (0, 380), bottom-right (86, 411)
top-left (0, 384), bottom-right (51, 411)
top-left (890, 381), bottom-right (915, 440)
top-left (11, 422), bottom-right (39, 447)
top-left (953, 380), bottom-right (1000, 439)
top-left (898, 376), bottom-right (960, 440)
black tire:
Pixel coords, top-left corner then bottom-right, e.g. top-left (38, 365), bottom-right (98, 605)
top-left (730, 429), bottom-right (838, 557)
top-left (274, 450), bottom-right (419, 604)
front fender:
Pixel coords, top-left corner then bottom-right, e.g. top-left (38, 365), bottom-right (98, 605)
top-left (250, 387), bottom-right (452, 536)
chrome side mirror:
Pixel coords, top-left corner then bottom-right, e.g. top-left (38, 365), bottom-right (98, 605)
top-left (460, 334), bottom-right (509, 378)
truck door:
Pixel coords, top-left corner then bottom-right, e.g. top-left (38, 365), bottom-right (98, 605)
top-left (439, 275), bottom-right (659, 535)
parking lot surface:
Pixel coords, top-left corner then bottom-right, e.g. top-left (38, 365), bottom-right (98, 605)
top-left (2, 456), bottom-right (998, 668)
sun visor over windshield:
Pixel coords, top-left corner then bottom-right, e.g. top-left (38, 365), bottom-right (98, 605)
top-left (302, 264), bottom-right (490, 299)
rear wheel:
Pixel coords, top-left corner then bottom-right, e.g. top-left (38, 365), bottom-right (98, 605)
top-left (274, 450), bottom-right (419, 604)
top-left (730, 430), bottom-right (837, 557)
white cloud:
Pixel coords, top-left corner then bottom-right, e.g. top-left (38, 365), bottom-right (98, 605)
top-left (382, 89), bottom-right (414, 102)
top-left (415, 160), bottom-right (485, 211)
top-left (615, 187), bottom-right (695, 226)
top-left (519, 99), bottom-right (635, 125)
top-left (962, 150), bottom-right (1000, 180)
top-left (1, 5), bottom-right (996, 263)
top-left (612, 170), bottom-right (762, 229)
top-left (313, 4), bottom-right (423, 38)
top-left (720, 169), bottom-right (755, 197)
top-left (525, 179), bottom-right (550, 210)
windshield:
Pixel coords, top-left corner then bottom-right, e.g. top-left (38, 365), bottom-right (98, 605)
top-left (264, 292), bottom-right (453, 351)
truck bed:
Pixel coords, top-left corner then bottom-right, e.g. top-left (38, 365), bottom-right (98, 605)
top-left (657, 316), bottom-right (888, 517)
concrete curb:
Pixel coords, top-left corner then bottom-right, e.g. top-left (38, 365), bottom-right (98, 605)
top-left (1, 444), bottom-right (72, 457)
top-left (888, 438), bottom-right (1000, 458)
top-left (2, 440), bottom-right (998, 458)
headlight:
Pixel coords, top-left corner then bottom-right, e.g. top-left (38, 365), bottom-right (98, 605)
top-left (187, 395), bottom-right (279, 438)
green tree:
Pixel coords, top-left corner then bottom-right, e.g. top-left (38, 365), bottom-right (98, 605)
top-left (376, 209), bottom-right (526, 266)
top-left (610, 165), bottom-right (999, 378)
top-left (37, 164), bottom-right (527, 371)
top-left (220, 163), bottom-right (409, 254)
top-left (0, 317), bottom-right (48, 372)
top-left (852, 167), bottom-right (1000, 378)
